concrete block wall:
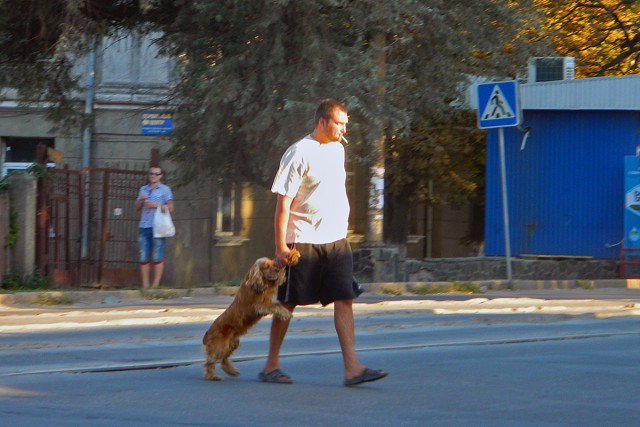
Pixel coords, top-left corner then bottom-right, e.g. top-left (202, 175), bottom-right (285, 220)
top-left (353, 246), bottom-right (620, 283)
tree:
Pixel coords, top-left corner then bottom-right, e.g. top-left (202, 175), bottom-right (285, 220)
top-left (384, 111), bottom-right (486, 244)
top-left (535, 0), bottom-right (640, 76)
top-left (157, 1), bottom-right (547, 188)
top-left (0, 0), bottom-right (549, 246)
top-left (0, 0), bottom-right (148, 128)
top-left (154, 1), bottom-right (549, 248)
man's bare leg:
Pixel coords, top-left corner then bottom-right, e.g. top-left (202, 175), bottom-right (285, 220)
top-left (334, 299), bottom-right (366, 380)
top-left (151, 261), bottom-right (164, 287)
top-left (261, 304), bottom-right (295, 378)
top-left (140, 263), bottom-right (150, 289)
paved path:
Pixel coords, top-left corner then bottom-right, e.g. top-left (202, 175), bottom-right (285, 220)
top-left (2, 288), bottom-right (640, 333)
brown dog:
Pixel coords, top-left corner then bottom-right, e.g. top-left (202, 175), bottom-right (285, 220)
top-left (202, 249), bottom-right (300, 381)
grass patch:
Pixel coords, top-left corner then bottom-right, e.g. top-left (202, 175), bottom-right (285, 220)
top-left (143, 289), bottom-right (178, 300)
top-left (451, 282), bottom-right (482, 294)
top-left (381, 286), bottom-right (403, 296)
top-left (36, 292), bottom-right (74, 305)
top-left (201, 281), bottom-right (240, 288)
top-left (411, 284), bottom-right (451, 295)
top-left (575, 280), bottom-right (595, 290)
top-left (411, 282), bottom-right (483, 295)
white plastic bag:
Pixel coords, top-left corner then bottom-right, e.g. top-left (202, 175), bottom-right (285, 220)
top-left (153, 206), bottom-right (176, 238)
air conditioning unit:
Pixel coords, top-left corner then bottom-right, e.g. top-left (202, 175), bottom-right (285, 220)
top-left (527, 57), bottom-right (575, 83)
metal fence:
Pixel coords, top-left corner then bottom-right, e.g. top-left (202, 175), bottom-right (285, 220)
top-left (41, 167), bottom-right (148, 287)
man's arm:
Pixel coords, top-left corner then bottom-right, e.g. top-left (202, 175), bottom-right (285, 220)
top-left (135, 192), bottom-right (147, 212)
top-left (274, 194), bottom-right (293, 265)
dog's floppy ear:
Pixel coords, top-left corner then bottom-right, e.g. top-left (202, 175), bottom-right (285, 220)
top-left (246, 258), bottom-right (267, 293)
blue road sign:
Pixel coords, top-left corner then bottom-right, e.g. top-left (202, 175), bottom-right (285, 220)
top-left (477, 80), bottom-right (520, 129)
top-left (141, 112), bottom-right (173, 135)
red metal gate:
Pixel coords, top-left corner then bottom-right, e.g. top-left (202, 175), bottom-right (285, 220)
top-left (39, 166), bottom-right (149, 288)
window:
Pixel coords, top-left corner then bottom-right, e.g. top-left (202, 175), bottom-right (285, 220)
top-left (216, 180), bottom-right (236, 235)
top-left (1, 137), bottom-right (55, 176)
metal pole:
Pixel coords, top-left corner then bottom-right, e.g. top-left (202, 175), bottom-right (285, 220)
top-left (498, 127), bottom-right (513, 282)
top-left (81, 38), bottom-right (96, 259)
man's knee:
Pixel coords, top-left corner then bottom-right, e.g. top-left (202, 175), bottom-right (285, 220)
top-left (334, 299), bottom-right (354, 313)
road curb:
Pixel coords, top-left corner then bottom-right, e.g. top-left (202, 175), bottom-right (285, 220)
top-left (0, 288), bottom-right (229, 307)
top-left (367, 279), bottom-right (630, 294)
top-left (0, 279), bottom-right (635, 307)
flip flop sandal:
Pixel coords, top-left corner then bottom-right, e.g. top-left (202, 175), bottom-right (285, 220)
top-left (344, 368), bottom-right (388, 386)
top-left (258, 368), bottom-right (293, 384)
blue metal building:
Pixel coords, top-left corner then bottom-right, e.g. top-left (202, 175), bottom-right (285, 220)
top-left (484, 75), bottom-right (640, 260)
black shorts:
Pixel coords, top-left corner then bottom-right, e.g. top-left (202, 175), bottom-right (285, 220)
top-left (278, 239), bottom-right (357, 306)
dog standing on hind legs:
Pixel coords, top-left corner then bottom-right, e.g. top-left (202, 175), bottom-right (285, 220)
top-left (202, 249), bottom-right (300, 381)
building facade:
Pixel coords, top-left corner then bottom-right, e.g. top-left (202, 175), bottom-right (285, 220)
top-left (484, 75), bottom-right (640, 261)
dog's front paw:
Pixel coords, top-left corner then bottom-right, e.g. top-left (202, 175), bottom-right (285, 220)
top-left (287, 248), bottom-right (301, 266)
top-left (204, 367), bottom-right (223, 382)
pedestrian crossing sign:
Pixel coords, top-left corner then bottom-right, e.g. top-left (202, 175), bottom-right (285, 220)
top-left (476, 80), bottom-right (520, 129)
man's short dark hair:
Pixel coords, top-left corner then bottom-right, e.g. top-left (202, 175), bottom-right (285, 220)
top-left (314, 99), bottom-right (347, 126)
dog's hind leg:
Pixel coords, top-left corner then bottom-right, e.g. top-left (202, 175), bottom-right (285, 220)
top-left (203, 347), bottom-right (223, 381)
top-left (221, 337), bottom-right (240, 377)
top-left (221, 358), bottom-right (239, 377)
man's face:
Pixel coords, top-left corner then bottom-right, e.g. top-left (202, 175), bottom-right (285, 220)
top-left (321, 109), bottom-right (348, 142)
top-left (148, 168), bottom-right (163, 183)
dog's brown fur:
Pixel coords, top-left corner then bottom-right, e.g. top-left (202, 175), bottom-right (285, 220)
top-left (202, 249), bottom-right (300, 381)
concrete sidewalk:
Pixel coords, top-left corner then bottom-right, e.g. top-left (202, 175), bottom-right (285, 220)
top-left (1, 278), bottom-right (640, 309)
top-left (2, 281), bottom-right (640, 333)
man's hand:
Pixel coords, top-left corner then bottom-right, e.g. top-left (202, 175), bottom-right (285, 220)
top-left (275, 248), bottom-right (300, 269)
top-left (275, 248), bottom-right (291, 268)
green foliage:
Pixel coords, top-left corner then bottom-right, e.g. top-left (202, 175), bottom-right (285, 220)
top-left (0, 0), bottom-right (551, 243)
top-left (2, 271), bottom-right (50, 291)
top-left (0, 0), bottom-right (147, 131)
top-left (142, 289), bottom-right (177, 300)
top-left (1, 0), bottom-right (548, 178)
top-left (0, 165), bottom-right (55, 249)
top-left (575, 280), bottom-right (595, 290)
top-left (451, 282), bottom-right (483, 294)
top-left (0, 170), bottom-right (16, 195)
top-left (36, 292), bottom-right (74, 305)
top-left (411, 284), bottom-right (451, 295)
top-left (411, 282), bottom-right (482, 295)
top-left (381, 286), bottom-right (403, 296)
top-left (386, 110), bottom-right (486, 206)
top-left (6, 209), bottom-right (18, 248)
top-left (157, 1), bottom-right (547, 187)
top-left (26, 163), bottom-right (54, 180)
top-left (0, 163), bottom-right (54, 196)
top-left (205, 281), bottom-right (240, 288)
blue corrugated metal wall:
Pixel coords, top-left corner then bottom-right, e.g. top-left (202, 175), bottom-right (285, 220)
top-left (485, 110), bottom-right (640, 259)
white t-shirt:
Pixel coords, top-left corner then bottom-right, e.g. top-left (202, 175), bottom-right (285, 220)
top-left (271, 135), bottom-right (350, 244)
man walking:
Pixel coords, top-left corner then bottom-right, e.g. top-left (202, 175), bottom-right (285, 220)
top-left (259, 99), bottom-right (388, 386)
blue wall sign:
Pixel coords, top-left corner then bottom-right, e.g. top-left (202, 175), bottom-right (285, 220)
top-left (624, 156), bottom-right (640, 248)
top-left (477, 81), bottom-right (520, 129)
top-left (141, 112), bottom-right (173, 135)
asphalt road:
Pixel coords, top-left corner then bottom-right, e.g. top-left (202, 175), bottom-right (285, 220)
top-left (2, 289), bottom-right (640, 426)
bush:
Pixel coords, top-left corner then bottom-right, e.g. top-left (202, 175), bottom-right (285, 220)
top-left (1, 271), bottom-right (50, 291)
top-left (451, 282), bottom-right (482, 294)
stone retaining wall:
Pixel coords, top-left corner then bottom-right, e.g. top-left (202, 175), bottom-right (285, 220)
top-left (353, 246), bottom-right (620, 283)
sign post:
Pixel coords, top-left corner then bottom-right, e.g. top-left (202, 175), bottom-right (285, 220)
top-left (476, 80), bottom-right (520, 283)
